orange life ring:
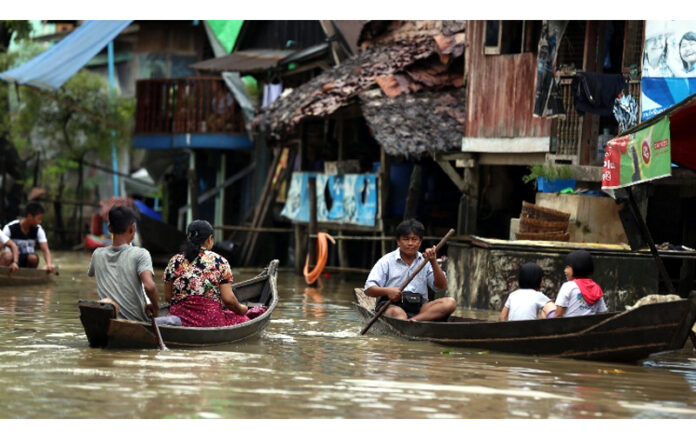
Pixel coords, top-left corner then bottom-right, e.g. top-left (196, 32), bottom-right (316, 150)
top-left (303, 232), bottom-right (335, 284)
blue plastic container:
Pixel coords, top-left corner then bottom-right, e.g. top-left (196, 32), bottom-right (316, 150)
top-left (537, 177), bottom-right (576, 193)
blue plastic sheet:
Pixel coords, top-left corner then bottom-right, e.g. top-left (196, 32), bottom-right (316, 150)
top-left (0, 20), bottom-right (132, 90)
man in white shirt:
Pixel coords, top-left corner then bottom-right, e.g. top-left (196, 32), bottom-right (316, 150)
top-left (2, 202), bottom-right (54, 272)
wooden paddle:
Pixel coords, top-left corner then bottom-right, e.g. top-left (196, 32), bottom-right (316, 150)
top-left (149, 310), bottom-right (168, 351)
top-left (360, 228), bottom-right (455, 335)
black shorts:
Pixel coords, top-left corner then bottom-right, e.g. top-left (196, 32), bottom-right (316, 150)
top-left (18, 253), bottom-right (37, 267)
top-left (375, 296), bottom-right (422, 318)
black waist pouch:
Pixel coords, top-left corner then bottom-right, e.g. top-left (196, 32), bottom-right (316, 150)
top-left (375, 292), bottom-right (423, 316)
top-left (401, 291), bottom-right (423, 315)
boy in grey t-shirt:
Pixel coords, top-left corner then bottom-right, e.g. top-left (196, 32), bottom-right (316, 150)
top-left (87, 206), bottom-right (159, 322)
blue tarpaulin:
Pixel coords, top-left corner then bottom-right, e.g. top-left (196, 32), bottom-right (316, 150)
top-left (0, 20), bottom-right (132, 90)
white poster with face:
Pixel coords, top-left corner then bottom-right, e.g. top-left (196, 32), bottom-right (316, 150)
top-left (642, 21), bottom-right (696, 120)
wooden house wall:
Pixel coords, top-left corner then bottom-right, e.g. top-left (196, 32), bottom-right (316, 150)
top-left (134, 21), bottom-right (206, 55)
top-left (234, 20), bottom-right (326, 51)
top-left (464, 20), bottom-right (551, 139)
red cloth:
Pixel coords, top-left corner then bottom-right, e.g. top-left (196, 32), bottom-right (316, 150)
top-left (574, 278), bottom-right (604, 305)
top-left (169, 295), bottom-right (266, 327)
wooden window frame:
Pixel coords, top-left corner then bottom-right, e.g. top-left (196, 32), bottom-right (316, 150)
top-left (484, 21), bottom-right (535, 56)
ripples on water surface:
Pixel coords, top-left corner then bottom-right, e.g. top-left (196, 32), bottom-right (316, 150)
top-left (0, 252), bottom-right (695, 419)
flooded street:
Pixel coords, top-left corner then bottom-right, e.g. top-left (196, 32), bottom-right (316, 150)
top-left (1, 251), bottom-right (696, 419)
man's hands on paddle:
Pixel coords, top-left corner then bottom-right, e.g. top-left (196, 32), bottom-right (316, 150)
top-left (385, 287), bottom-right (402, 302)
top-left (423, 245), bottom-right (437, 262)
top-left (145, 303), bottom-right (159, 318)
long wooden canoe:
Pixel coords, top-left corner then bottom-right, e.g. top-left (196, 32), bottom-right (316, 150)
top-left (0, 266), bottom-right (56, 286)
top-left (78, 260), bottom-right (280, 349)
top-left (353, 288), bottom-right (696, 363)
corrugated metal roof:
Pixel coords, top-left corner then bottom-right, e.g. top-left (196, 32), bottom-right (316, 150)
top-left (190, 49), bottom-right (293, 74)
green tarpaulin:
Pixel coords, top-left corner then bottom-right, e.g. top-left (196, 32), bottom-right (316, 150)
top-left (206, 20), bottom-right (244, 54)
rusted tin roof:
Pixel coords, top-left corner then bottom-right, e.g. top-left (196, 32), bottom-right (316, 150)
top-left (253, 20), bottom-right (467, 154)
top-left (190, 49), bottom-right (293, 74)
top-left (360, 86), bottom-right (466, 158)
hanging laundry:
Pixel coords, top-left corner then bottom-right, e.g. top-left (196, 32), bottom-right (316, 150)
top-left (613, 93), bottom-right (638, 133)
top-left (571, 72), bottom-right (626, 116)
top-left (533, 20), bottom-right (568, 117)
top-left (262, 82), bottom-right (283, 108)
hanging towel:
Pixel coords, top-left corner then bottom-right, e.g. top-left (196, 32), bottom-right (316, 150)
top-left (262, 82), bottom-right (283, 108)
top-left (571, 72), bottom-right (626, 116)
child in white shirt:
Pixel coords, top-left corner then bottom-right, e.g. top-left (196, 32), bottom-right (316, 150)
top-left (554, 250), bottom-right (607, 318)
top-left (500, 262), bottom-right (555, 321)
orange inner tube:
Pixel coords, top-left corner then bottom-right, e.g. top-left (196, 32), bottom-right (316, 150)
top-left (303, 232), bottom-right (335, 284)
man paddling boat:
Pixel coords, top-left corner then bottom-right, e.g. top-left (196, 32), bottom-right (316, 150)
top-left (87, 206), bottom-right (160, 321)
top-left (364, 218), bottom-right (456, 322)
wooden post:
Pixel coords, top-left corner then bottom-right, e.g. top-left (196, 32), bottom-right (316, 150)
top-left (188, 167), bottom-right (199, 221)
top-left (0, 148), bottom-right (5, 225)
top-left (241, 148), bottom-right (281, 266)
top-left (458, 166), bottom-right (479, 235)
top-left (77, 158), bottom-right (84, 243)
top-left (579, 20), bottom-right (603, 165)
top-left (294, 223), bottom-right (304, 274)
top-left (403, 164), bottom-right (422, 220)
top-left (380, 148), bottom-right (389, 255)
top-left (337, 228), bottom-right (348, 281)
top-left (33, 153), bottom-right (40, 188)
top-left (307, 176), bottom-right (318, 286)
top-left (679, 197), bottom-right (696, 296)
top-left (626, 186), bottom-right (675, 293)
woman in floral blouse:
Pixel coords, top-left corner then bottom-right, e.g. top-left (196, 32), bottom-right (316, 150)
top-left (163, 220), bottom-right (263, 327)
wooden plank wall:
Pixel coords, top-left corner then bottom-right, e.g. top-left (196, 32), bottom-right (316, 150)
top-left (134, 21), bottom-right (205, 55)
top-left (135, 78), bottom-right (242, 135)
top-left (465, 21), bottom-right (551, 139)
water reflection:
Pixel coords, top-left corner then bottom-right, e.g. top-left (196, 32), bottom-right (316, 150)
top-left (0, 251), bottom-right (695, 418)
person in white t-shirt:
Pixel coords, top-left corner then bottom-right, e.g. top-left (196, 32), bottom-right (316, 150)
top-left (500, 262), bottom-right (554, 321)
top-left (0, 230), bottom-right (20, 274)
top-left (554, 250), bottom-right (607, 318)
top-left (2, 202), bottom-right (54, 272)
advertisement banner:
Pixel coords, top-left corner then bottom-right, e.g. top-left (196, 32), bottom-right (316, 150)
top-left (602, 117), bottom-right (672, 191)
top-left (641, 21), bottom-right (696, 121)
top-left (281, 172), bottom-right (378, 227)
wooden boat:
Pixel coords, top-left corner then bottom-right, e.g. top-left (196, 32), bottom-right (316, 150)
top-left (353, 288), bottom-right (696, 363)
top-left (0, 266), bottom-right (56, 286)
top-left (78, 260), bottom-right (279, 349)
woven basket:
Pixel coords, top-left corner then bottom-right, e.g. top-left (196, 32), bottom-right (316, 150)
top-left (520, 201), bottom-right (570, 222)
top-left (519, 216), bottom-right (569, 233)
top-left (515, 231), bottom-right (570, 242)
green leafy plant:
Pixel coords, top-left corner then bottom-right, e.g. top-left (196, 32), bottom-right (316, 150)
top-left (522, 163), bottom-right (574, 184)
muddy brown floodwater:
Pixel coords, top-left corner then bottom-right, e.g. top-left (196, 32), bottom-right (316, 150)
top-left (1, 251), bottom-right (695, 419)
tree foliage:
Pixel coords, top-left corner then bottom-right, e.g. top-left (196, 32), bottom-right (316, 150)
top-left (11, 69), bottom-right (135, 189)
